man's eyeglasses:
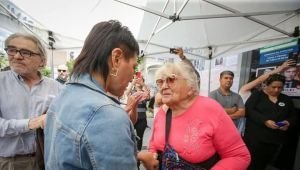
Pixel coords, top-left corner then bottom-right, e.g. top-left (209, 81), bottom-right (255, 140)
top-left (58, 69), bottom-right (67, 73)
top-left (156, 74), bottom-right (180, 89)
top-left (4, 47), bottom-right (40, 58)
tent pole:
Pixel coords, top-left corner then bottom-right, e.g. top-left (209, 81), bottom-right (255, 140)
top-left (139, 40), bottom-right (207, 59)
top-left (173, 0), bottom-right (176, 13)
top-left (176, 0), bottom-right (190, 16)
top-left (181, 9), bottom-right (299, 20)
top-left (213, 12), bottom-right (299, 57)
top-left (144, 0), bottom-right (170, 52)
top-left (208, 59), bottom-right (212, 93)
top-left (113, 0), bottom-right (169, 19)
top-left (153, 0), bottom-right (190, 35)
top-left (202, 0), bottom-right (292, 37)
top-left (153, 21), bottom-right (173, 34)
top-left (0, 3), bottom-right (49, 46)
top-left (207, 47), bottom-right (212, 93)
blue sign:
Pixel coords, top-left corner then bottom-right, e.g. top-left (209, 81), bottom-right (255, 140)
top-left (259, 45), bottom-right (299, 65)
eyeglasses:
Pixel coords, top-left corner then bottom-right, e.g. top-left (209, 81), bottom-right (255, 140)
top-left (58, 69), bottom-right (67, 72)
top-left (4, 47), bottom-right (40, 58)
top-left (156, 74), bottom-right (181, 89)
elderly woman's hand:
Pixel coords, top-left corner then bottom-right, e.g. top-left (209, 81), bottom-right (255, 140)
top-left (138, 151), bottom-right (159, 170)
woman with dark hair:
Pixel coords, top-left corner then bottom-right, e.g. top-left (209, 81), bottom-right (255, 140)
top-left (244, 74), bottom-right (297, 170)
top-left (44, 20), bottom-right (158, 170)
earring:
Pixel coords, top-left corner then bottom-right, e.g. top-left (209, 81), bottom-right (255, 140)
top-left (110, 68), bottom-right (118, 77)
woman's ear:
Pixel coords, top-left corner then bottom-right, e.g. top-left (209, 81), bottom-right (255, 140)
top-left (187, 87), bottom-right (197, 97)
top-left (111, 48), bottom-right (123, 68)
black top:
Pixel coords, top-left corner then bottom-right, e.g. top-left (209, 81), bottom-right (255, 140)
top-left (56, 77), bottom-right (66, 84)
top-left (244, 90), bottom-right (297, 144)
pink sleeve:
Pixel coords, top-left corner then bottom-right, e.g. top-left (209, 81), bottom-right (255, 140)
top-left (148, 109), bottom-right (160, 153)
top-left (211, 108), bottom-right (251, 170)
top-left (148, 119), bottom-right (156, 153)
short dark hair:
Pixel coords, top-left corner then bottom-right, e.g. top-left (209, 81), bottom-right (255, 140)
top-left (71, 20), bottom-right (139, 81)
top-left (220, 70), bottom-right (234, 78)
top-left (265, 74), bottom-right (286, 86)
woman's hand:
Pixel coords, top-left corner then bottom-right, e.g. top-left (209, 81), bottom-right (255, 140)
top-left (265, 120), bottom-right (290, 131)
top-left (138, 151), bottom-right (159, 170)
top-left (276, 59), bottom-right (296, 72)
top-left (278, 120), bottom-right (290, 131)
top-left (125, 93), bottom-right (143, 124)
top-left (264, 120), bottom-right (279, 129)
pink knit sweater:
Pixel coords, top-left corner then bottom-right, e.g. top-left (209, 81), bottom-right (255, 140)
top-left (149, 96), bottom-right (250, 170)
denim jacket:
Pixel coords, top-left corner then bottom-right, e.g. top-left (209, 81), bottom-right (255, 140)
top-left (45, 74), bottom-right (138, 170)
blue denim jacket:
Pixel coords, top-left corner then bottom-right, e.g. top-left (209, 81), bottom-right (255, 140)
top-left (45, 74), bottom-right (138, 170)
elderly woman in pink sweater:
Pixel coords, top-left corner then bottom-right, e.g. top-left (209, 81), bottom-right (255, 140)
top-left (148, 61), bottom-right (250, 170)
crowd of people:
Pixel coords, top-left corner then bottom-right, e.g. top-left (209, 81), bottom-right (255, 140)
top-left (0, 20), bottom-right (299, 170)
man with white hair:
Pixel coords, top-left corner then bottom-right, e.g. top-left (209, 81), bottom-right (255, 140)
top-left (56, 64), bottom-right (69, 84)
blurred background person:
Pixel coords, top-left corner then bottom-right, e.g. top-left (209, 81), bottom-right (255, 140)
top-left (244, 74), bottom-right (297, 170)
top-left (296, 66), bottom-right (300, 80)
top-left (153, 91), bottom-right (163, 117)
top-left (125, 74), bottom-right (150, 169)
top-left (56, 64), bottom-right (69, 84)
top-left (282, 65), bottom-right (300, 88)
top-left (149, 61), bottom-right (250, 169)
top-left (44, 20), bottom-right (158, 170)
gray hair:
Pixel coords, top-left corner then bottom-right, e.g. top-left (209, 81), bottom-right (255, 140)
top-left (155, 61), bottom-right (199, 94)
top-left (5, 33), bottom-right (47, 67)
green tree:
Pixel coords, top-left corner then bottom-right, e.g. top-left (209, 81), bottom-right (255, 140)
top-left (0, 54), bottom-right (9, 70)
top-left (135, 55), bottom-right (144, 72)
top-left (41, 67), bottom-right (51, 77)
top-left (66, 58), bottom-right (75, 72)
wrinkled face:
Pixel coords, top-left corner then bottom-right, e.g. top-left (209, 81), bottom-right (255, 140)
top-left (266, 81), bottom-right (284, 97)
top-left (156, 73), bottom-right (190, 106)
top-left (283, 67), bottom-right (297, 80)
top-left (107, 51), bottom-right (138, 97)
top-left (6, 37), bottom-right (44, 76)
top-left (219, 74), bottom-right (233, 89)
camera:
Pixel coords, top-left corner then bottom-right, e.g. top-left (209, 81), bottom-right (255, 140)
top-left (170, 48), bottom-right (178, 54)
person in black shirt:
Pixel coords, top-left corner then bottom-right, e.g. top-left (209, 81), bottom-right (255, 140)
top-left (125, 74), bottom-right (150, 169)
top-left (244, 74), bottom-right (297, 170)
top-left (56, 64), bottom-right (69, 84)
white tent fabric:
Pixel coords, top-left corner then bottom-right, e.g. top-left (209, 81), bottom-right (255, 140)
top-left (3, 0), bottom-right (300, 59)
top-left (6, 0), bottom-right (147, 50)
top-left (133, 0), bottom-right (300, 59)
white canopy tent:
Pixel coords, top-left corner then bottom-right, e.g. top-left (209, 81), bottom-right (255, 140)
top-left (4, 0), bottom-right (299, 58)
top-left (1, 0), bottom-right (300, 89)
top-left (122, 0), bottom-right (300, 59)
